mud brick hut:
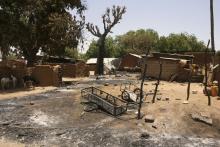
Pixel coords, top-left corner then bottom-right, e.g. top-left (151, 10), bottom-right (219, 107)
top-left (31, 65), bottom-right (62, 87)
top-left (184, 52), bottom-right (214, 65)
top-left (118, 53), bottom-right (142, 71)
top-left (86, 58), bottom-right (119, 75)
top-left (0, 60), bottom-right (27, 87)
top-left (185, 52), bottom-right (220, 83)
top-left (39, 56), bottom-right (89, 78)
top-left (142, 53), bottom-right (194, 81)
top-left (61, 61), bottom-right (89, 77)
top-left (37, 55), bottom-right (75, 64)
top-left (74, 61), bottom-right (89, 77)
top-left (212, 56), bottom-right (220, 80)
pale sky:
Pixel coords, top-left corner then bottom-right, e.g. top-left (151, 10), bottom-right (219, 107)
top-left (79, 0), bottom-right (220, 52)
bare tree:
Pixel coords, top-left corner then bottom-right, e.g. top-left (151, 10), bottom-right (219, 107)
top-left (86, 5), bottom-right (126, 75)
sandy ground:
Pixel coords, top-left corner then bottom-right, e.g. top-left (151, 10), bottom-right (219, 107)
top-left (0, 76), bottom-right (220, 146)
top-left (0, 77), bottom-right (86, 101)
top-left (0, 87), bottom-right (57, 101)
top-left (101, 81), bottom-right (220, 137)
top-left (0, 139), bottom-right (24, 147)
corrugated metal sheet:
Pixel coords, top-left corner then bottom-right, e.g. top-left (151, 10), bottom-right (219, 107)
top-left (86, 58), bottom-right (116, 64)
top-left (129, 53), bottom-right (142, 59)
top-left (86, 58), bottom-right (118, 70)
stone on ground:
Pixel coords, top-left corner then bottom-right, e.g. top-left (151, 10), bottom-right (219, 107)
top-left (84, 103), bottom-right (98, 112)
top-left (157, 97), bottom-right (161, 100)
top-left (165, 97), bottom-right (170, 101)
top-left (191, 112), bottom-right (212, 126)
top-left (192, 90), bottom-right (198, 94)
top-left (182, 100), bottom-right (189, 104)
top-left (140, 132), bottom-right (150, 139)
top-left (135, 111), bottom-right (145, 119)
top-left (144, 115), bottom-right (155, 123)
top-left (104, 83), bottom-right (109, 86)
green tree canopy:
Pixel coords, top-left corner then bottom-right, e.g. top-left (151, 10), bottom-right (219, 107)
top-left (157, 33), bottom-right (206, 53)
top-left (85, 36), bottom-right (119, 59)
top-left (86, 30), bottom-right (207, 59)
top-left (0, 0), bottom-right (85, 66)
top-left (116, 29), bottom-right (159, 54)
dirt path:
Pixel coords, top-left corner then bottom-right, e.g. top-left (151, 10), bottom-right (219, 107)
top-left (0, 78), bottom-right (220, 146)
top-left (0, 87), bottom-right (57, 101)
top-left (0, 139), bottom-right (25, 147)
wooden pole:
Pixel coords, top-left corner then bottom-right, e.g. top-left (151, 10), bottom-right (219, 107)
top-left (152, 61), bottom-right (162, 103)
top-left (204, 40), bottom-right (211, 106)
top-left (187, 62), bottom-right (192, 101)
top-left (210, 0), bottom-right (215, 55)
top-left (210, 0), bottom-right (219, 96)
top-left (137, 49), bottom-right (150, 119)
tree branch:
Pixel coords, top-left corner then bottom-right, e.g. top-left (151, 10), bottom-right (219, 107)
top-left (102, 6), bottom-right (126, 35)
top-left (86, 23), bottom-right (101, 37)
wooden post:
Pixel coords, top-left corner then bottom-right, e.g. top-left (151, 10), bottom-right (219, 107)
top-left (152, 61), bottom-right (162, 103)
top-left (218, 77), bottom-right (220, 96)
top-left (187, 61), bottom-right (192, 101)
top-left (137, 49), bottom-right (150, 119)
top-left (204, 40), bottom-right (211, 106)
top-left (210, 0), bottom-right (215, 55)
top-left (210, 0), bottom-right (219, 96)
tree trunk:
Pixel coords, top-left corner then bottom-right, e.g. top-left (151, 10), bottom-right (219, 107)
top-left (26, 56), bottom-right (36, 67)
top-left (25, 52), bottom-right (37, 67)
top-left (97, 37), bottom-right (105, 75)
top-left (22, 47), bottom-right (38, 67)
top-left (0, 48), bottom-right (8, 61)
top-left (2, 51), bottom-right (7, 61)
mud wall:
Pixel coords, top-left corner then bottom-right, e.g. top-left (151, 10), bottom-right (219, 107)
top-left (87, 64), bottom-right (97, 75)
top-left (45, 63), bottom-right (89, 78)
top-left (32, 65), bottom-right (61, 87)
top-left (185, 52), bottom-right (213, 65)
top-left (0, 60), bottom-right (26, 87)
top-left (142, 58), bottom-right (180, 81)
top-left (75, 62), bottom-right (89, 77)
top-left (119, 54), bottom-right (141, 71)
top-left (214, 56), bottom-right (220, 81)
top-left (62, 64), bottom-right (76, 77)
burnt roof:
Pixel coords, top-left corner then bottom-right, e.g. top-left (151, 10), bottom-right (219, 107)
top-left (142, 52), bottom-right (194, 61)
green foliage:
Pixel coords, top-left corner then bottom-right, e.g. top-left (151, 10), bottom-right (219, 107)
top-left (64, 47), bottom-right (78, 59)
top-left (85, 40), bottom-right (99, 58)
top-left (116, 29), bottom-right (159, 55)
top-left (85, 36), bottom-right (120, 59)
top-left (86, 29), bottom-right (159, 58)
top-left (0, 0), bottom-right (85, 66)
top-left (78, 53), bottom-right (88, 61)
top-left (86, 30), bottom-right (207, 58)
top-left (157, 33), bottom-right (206, 53)
top-left (216, 50), bottom-right (220, 56)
